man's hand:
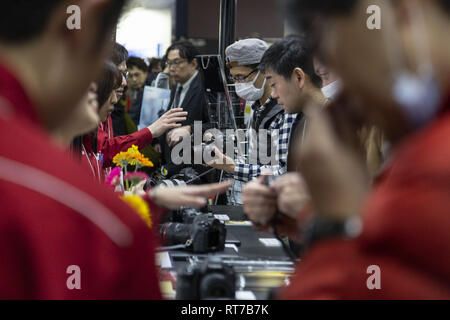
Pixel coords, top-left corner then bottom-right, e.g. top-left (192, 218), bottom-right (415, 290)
top-left (167, 125), bottom-right (191, 147)
top-left (131, 180), bottom-right (146, 197)
top-left (271, 173), bottom-right (311, 220)
top-left (242, 175), bottom-right (277, 226)
top-left (149, 181), bottom-right (232, 209)
top-left (148, 108), bottom-right (187, 138)
top-left (204, 146), bottom-right (235, 173)
top-left (298, 108), bottom-right (369, 220)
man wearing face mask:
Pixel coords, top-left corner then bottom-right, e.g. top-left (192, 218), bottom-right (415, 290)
top-left (313, 57), bottom-right (342, 100)
top-left (242, 36), bottom-right (325, 234)
top-left (279, 0), bottom-right (450, 299)
top-left (207, 38), bottom-right (297, 182)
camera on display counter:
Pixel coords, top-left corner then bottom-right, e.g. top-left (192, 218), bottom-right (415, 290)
top-left (176, 256), bottom-right (236, 300)
top-left (160, 213), bottom-right (227, 253)
top-left (144, 167), bottom-right (199, 189)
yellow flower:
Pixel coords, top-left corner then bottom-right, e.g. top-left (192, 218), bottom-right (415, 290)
top-left (121, 194), bottom-right (152, 229)
top-left (113, 151), bottom-right (130, 168)
top-left (113, 145), bottom-right (153, 168)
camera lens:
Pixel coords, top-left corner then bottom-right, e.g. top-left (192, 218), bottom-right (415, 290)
top-left (199, 272), bottom-right (235, 299)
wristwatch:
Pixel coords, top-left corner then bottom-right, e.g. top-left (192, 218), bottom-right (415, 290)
top-left (302, 215), bottom-right (363, 251)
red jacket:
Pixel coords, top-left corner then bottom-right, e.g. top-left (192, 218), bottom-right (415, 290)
top-left (280, 94), bottom-right (450, 299)
top-left (78, 113), bottom-right (152, 183)
top-left (0, 63), bottom-right (162, 299)
top-left (97, 116), bottom-right (152, 168)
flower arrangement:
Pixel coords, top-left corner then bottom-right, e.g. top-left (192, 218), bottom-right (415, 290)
top-left (106, 145), bottom-right (154, 229)
top-left (109, 145), bottom-right (153, 191)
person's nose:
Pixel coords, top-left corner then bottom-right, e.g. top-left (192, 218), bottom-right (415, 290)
top-left (271, 89), bottom-right (279, 100)
top-left (122, 75), bottom-right (127, 88)
top-left (112, 92), bottom-right (118, 104)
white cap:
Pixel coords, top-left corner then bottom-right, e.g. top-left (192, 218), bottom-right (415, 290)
top-left (225, 38), bottom-right (269, 67)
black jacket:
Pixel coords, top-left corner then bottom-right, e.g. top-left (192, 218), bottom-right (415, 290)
top-left (160, 71), bottom-right (210, 176)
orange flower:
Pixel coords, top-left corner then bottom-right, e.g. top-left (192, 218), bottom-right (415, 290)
top-left (136, 153), bottom-right (154, 168)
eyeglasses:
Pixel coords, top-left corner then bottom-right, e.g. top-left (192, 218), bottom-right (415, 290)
top-left (230, 69), bottom-right (257, 83)
top-left (121, 71), bottom-right (130, 80)
top-left (167, 59), bottom-right (187, 67)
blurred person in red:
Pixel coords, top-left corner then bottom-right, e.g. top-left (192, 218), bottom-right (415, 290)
top-left (0, 0), bottom-right (230, 299)
top-left (52, 82), bottom-right (100, 148)
top-left (279, 0), bottom-right (450, 299)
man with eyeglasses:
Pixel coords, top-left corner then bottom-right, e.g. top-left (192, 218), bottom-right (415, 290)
top-left (160, 40), bottom-right (211, 178)
top-left (206, 38), bottom-right (297, 183)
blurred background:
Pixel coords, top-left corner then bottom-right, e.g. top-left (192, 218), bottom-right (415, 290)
top-left (116, 0), bottom-right (291, 59)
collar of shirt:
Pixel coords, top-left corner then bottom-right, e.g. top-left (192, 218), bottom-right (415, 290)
top-left (0, 61), bottom-right (39, 125)
top-left (98, 115), bottom-right (113, 140)
top-left (251, 96), bottom-right (273, 112)
top-left (176, 70), bottom-right (198, 105)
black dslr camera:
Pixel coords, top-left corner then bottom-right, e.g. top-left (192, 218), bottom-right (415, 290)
top-left (172, 207), bottom-right (205, 224)
top-left (176, 256), bottom-right (236, 300)
top-left (191, 137), bottom-right (216, 165)
top-left (160, 214), bottom-right (226, 253)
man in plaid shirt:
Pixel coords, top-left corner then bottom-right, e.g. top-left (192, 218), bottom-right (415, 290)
top-left (206, 39), bottom-right (297, 182)
top-left (234, 103), bottom-right (297, 181)
top-left (242, 36), bottom-right (327, 235)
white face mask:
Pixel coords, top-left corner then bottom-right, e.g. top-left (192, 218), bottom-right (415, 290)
top-left (321, 80), bottom-right (342, 100)
top-left (235, 71), bottom-right (266, 101)
top-left (383, 1), bottom-right (442, 129)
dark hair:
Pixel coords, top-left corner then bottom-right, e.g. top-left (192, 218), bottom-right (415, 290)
top-left (111, 43), bottom-right (129, 66)
top-left (96, 61), bottom-right (121, 107)
top-left (166, 41), bottom-right (199, 65)
top-left (149, 58), bottom-right (162, 72)
top-left (127, 57), bottom-right (148, 73)
top-left (259, 36), bottom-right (322, 88)
top-left (0, 0), bottom-right (128, 44)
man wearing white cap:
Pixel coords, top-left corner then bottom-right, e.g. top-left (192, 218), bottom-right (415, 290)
top-left (207, 38), bottom-right (297, 182)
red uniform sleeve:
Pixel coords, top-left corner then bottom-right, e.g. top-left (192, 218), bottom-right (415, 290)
top-left (279, 112), bottom-right (450, 299)
top-left (98, 126), bottom-right (153, 168)
top-left (279, 239), bottom-right (450, 299)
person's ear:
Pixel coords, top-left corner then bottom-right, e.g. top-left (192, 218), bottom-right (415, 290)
top-left (292, 68), bottom-right (306, 89)
top-left (192, 58), bottom-right (198, 70)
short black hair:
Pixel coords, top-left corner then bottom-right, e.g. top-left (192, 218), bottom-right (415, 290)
top-left (0, 0), bottom-right (127, 44)
top-left (127, 57), bottom-right (148, 73)
top-left (166, 41), bottom-right (199, 65)
top-left (259, 36), bottom-right (322, 88)
top-left (149, 58), bottom-right (162, 71)
top-left (96, 61), bottom-right (121, 107)
top-left (111, 43), bottom-right (129, 66)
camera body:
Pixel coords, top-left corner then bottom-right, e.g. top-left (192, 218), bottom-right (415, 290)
top-left (176, 257), bottom-right (236, 300)
top-left (192, 138), bottom-right (216, 165)
top-left (161, 214), bottom-right (226, 253)
top-left (172, 207), bottom-right (205, 224)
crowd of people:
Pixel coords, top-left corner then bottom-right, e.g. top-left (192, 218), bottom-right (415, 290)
top-left (1, 0), bottom-right (449, 299)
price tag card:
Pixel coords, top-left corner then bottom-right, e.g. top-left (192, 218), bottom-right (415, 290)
top-left (259, 238), bottom-right (282, 247)
top-left (156, 251), bottom-right (173, 269)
